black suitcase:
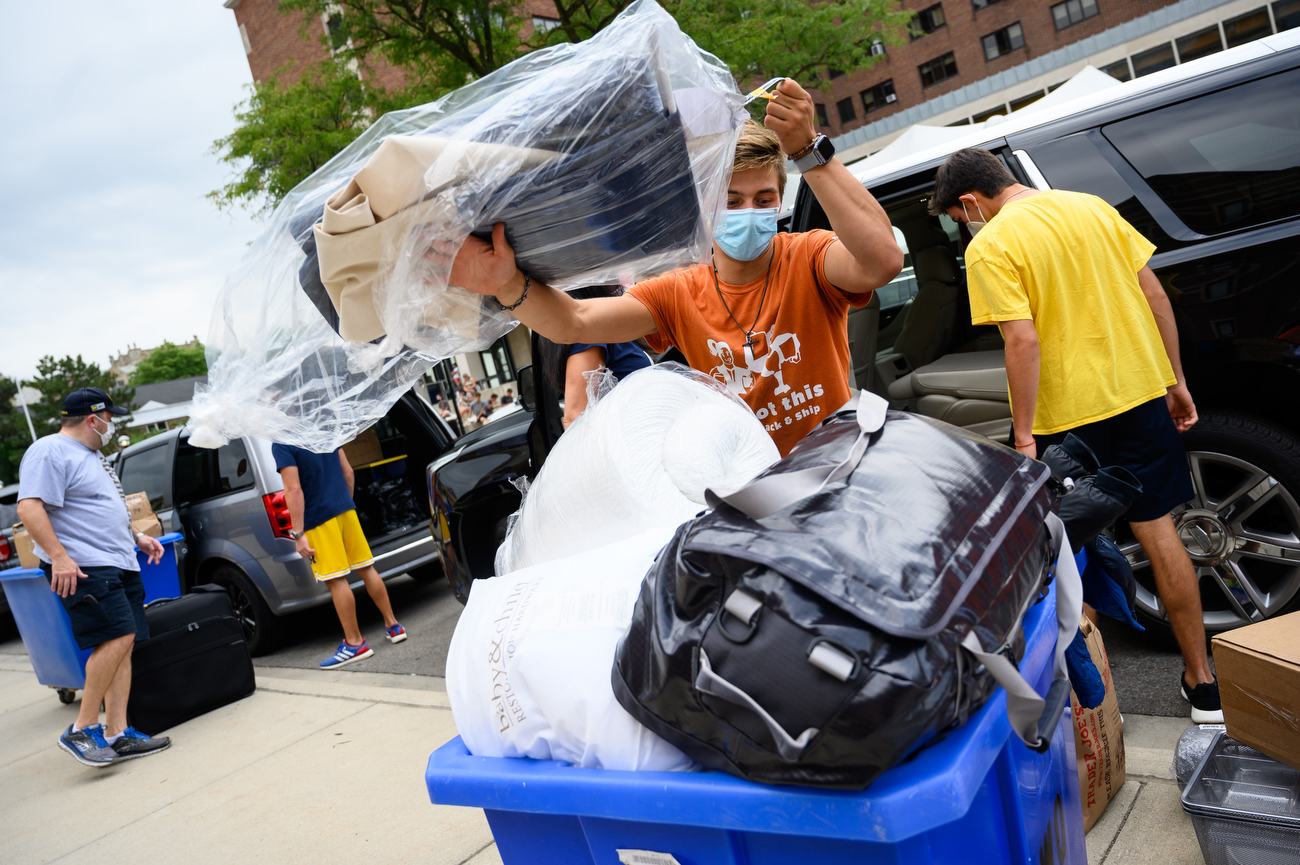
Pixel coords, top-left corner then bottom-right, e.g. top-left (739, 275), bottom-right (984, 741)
top-left (127, 586), bottom-right (256, 733)
top-left (612, 394), bottom-right (1083, 789)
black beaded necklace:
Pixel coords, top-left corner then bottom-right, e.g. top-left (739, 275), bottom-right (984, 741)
top-left (711, 249), bottom-right (775, 352)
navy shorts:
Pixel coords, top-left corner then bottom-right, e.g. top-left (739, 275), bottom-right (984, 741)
top-left (1035, 396), bottom-right (1195, 522)
top-left (42, 565), bottom-right (149, 650)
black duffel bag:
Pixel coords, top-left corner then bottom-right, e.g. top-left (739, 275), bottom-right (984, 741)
top-left (612, 394), bottom-right (1082, 789)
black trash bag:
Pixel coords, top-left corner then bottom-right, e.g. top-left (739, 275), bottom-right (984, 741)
top-left (612, 399), bottom-right (1082, 789)
top-left (1040, 433), bottom-right (1101, 485)
top-left (373, 476), bottom-right (423, 535)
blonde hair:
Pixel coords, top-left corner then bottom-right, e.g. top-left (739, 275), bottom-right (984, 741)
top-left (733, 119), bottom-right (787, 198)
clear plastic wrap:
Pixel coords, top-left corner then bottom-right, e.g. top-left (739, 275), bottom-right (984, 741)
top-left (188, 0), bottom-right (744, 450)
top-left (494, 363), bottom-right (779, 575)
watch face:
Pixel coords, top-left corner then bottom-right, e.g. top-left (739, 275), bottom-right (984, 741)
top-left (814, 135), bottom-right (835, 160)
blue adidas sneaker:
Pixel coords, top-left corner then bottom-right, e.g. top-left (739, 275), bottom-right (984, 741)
top-left (320, 639), bottom-right (373, 669)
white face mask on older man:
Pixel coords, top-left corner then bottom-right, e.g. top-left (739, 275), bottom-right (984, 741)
top-left (91, 415), bottom-right (116, 449)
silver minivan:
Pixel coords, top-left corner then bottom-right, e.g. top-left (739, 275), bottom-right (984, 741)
top-left (114, 389), bottom-right (456, 654)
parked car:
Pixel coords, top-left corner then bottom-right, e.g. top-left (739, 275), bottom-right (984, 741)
top-left (114, 388), bottom-right (457, 654)
top-left (430, 31), bottom-right (1300, 636)
top-left (0, 483), bottom-right (21, 620)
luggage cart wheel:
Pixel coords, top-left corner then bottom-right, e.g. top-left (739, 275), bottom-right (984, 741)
top-left (57, 688), bottom-right (77, 705)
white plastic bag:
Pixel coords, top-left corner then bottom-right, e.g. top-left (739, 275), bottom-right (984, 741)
top-left (446, 527), bottom-right (692, 771)
top-left (494, 364), bottom-right (779, 575)
top-left (188, 0), bottom-right (744, 451)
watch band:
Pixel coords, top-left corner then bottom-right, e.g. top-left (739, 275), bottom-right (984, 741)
top-left (793, 134), bottom-right (835, 172)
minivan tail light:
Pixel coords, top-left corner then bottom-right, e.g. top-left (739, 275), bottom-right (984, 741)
top-left (262, 492), bottom-right (294, 539)
top-left (0, 536), bottom-right (10, 560)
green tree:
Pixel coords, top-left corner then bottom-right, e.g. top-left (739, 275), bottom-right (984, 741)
top-left (23, 355), bottom-right (135, 445)
top-left (129, 340), bottom-right (209, 386)
top-left (208, 60), bottom-right (379, 216)
top-left (211, 0), bottom-right (911, 214)
top-left (0, 375), bottom-right (31, 484)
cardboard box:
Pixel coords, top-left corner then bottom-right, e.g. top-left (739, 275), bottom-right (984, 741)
top-left (125, 491), bottom-right (164, 539)
top-left (1213, 611), bottom-right (1300, 770)
top-left (12, 524), bottom-right (39, 569)
top-left (343, 427), bottom-right (384, 468)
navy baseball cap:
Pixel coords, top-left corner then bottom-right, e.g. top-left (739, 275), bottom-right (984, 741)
top-left (61, 387), bottom-right (129, 417)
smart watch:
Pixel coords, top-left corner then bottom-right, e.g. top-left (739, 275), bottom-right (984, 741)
top-left (288, 529), bottom-right (302, 540)
top-left (792, 134), bottom-right (835, 172)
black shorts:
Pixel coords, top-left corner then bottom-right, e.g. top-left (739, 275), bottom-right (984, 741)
top-left (42, 565), bottom-right (149, 650)
top-left (1035, 396), bottom-right (1195, 522)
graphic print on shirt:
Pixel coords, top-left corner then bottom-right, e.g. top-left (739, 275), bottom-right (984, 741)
top-left (707, 327), bottom-right (803, 398)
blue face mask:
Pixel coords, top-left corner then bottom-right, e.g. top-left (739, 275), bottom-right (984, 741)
top-left (715, 207), bottom-right (779, 262)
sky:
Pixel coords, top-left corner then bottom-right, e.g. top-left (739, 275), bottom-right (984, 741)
top-left (0, 2), bottom-right (260, 383)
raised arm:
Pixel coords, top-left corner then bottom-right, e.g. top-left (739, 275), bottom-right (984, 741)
top-left (444, 225), bottom-right (657, 345)
top-left (764, 80), bottom-right (903, 293)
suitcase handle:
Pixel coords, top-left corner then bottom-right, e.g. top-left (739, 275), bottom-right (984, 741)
top-left (695, 649), bottom-right (819, 761)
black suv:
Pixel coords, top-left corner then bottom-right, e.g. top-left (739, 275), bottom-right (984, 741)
top-left (430, 35), bottom-right (1300, 635)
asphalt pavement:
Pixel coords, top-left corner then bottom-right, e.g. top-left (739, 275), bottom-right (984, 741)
top-left (242, 569), bottom-right (1204, 721)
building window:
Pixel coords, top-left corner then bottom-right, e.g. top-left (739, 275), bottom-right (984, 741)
top-left (1176, 26), bottom-right (1223, 62)
top-left (1132, 42), bottom-right (1176, 77)
top-left (1009, 90), bottom-right (1046, 111)
top-left (972, 0), bottom-right (1006, 8)
top-left (815, 103), bottom-right (830, 127)
top-left (1052, 0), bottom-right (1098, 31)
top-left (983, 22), bottom-right (1025, 60)
top-left (1223, 8), bottom-right (1273, 47)
top-left (1101, 58), bottom-right (1132, 81)
top-left (1275, 0), bottom-right (1300, 31)
top-left (911, 4), bottom-right (947, 39)
top-left (973, 105), bottom-right (1007, 123)
top-left (828, 68), bottom-right (846, 80)
top-left (837, 97), bottom-right (857, 124)
top-left (532, 16), bottom-right (561, 33)
top-left (919, 52), bottom-right (959, 87)
top-left (860, 80), bottom-right (897, 113)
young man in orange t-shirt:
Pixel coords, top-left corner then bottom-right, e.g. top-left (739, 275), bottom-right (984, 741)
top-left (447, 79), bottom-right (903, 455)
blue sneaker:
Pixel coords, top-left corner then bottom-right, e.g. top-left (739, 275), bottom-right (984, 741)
top-left (59, 724), bottom-right (119, 768)
top-left (320, 639), bottom-right (373, 669)
top-left (385, 622), bottom-right (407, 644)
top-left (111, 726), bottom-right (171, 761)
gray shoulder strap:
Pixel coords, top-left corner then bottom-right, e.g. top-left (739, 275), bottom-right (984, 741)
top-left (705, 391), bottom-right (887, 519)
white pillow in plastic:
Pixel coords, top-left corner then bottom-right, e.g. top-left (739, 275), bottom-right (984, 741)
top-left (446, 527), bottom-right (691, 771)
top-left (495, 365), bottom-right (778, 575)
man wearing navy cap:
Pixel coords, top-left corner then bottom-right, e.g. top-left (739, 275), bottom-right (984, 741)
top-left (16, 387), bottom-right (172, 767)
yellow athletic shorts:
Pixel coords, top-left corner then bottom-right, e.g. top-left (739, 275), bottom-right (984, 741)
top-left (306, 509), bottom-right (374, 581)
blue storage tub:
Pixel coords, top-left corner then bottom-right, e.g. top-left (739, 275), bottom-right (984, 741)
top-left (137, 532), bottom-right (184, 603)
top-left (0, 533), bottom-right (186, 697)
top-left (426, 581), bottom-right (1086, 865)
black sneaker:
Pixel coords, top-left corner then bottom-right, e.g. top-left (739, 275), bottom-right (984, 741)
top-left (110, 726), bottom-right (171, 761)
top-left (58, 724), bottom-right (120, 768)
top-left (1181, 674), bottom-right (1224, 724)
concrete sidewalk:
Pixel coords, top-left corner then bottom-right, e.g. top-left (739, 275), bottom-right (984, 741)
top-left (0, 651), bottom-right (1206, 865)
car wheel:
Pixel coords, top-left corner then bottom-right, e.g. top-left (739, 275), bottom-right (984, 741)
top-left (211, 564), bottom-right (282, 656)
top-left (1116, 412), bottom-right (1300, 636)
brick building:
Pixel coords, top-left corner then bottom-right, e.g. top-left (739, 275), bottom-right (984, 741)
top-left (828, 0), bottom-right (1300, 160)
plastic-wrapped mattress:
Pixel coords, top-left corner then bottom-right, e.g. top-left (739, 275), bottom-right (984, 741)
top-left (187, 0), bottom-right (743, 451)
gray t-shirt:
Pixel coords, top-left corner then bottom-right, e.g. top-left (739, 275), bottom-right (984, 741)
top-left (18, 434), bottom-right (136, 570)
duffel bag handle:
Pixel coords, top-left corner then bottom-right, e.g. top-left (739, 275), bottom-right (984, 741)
top-left (695, 649), bottom-right (819, 761)
top-left (706, 391), bottom-right (888, 520)
top-left (961, 511), bottom-right (1082, 752)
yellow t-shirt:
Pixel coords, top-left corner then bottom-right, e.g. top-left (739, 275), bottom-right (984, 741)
top-left (965, 190), bottom-right (1174, 435)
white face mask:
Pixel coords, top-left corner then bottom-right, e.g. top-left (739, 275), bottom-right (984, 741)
top-left (92, 416), bottom-right (116, 448)
top-left (961, 199), bottom-right (989, 237)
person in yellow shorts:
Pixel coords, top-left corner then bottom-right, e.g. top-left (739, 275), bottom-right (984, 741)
top-left (272, 442), bottom-right (407, 669)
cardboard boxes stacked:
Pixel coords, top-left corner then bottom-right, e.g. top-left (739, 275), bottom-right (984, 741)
top-left (12, 490), bottom-right (162, 570)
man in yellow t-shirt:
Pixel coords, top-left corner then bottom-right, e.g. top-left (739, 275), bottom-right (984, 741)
top-left (930, 147), bottom-right (1221, 723)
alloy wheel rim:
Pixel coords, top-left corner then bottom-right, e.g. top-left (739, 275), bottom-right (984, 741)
top-left (1120, 451), bottom-right (1300, 631)
top-left (229, 586), bottom-right (258, 642)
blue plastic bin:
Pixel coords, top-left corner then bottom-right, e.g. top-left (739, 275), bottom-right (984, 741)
top-left (137, 532), bottom-right (183, 603)
top-left (426, 582), bottom-right (1086, 865)
top-left (0, 568), bottom-right (90, 693)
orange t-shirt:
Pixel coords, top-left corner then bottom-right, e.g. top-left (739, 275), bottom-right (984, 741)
top-left (629, 230), bottom-right (872, 456)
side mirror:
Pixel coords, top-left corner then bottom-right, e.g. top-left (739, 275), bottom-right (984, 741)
top-left (517, 365), bottom-right (537, 413)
